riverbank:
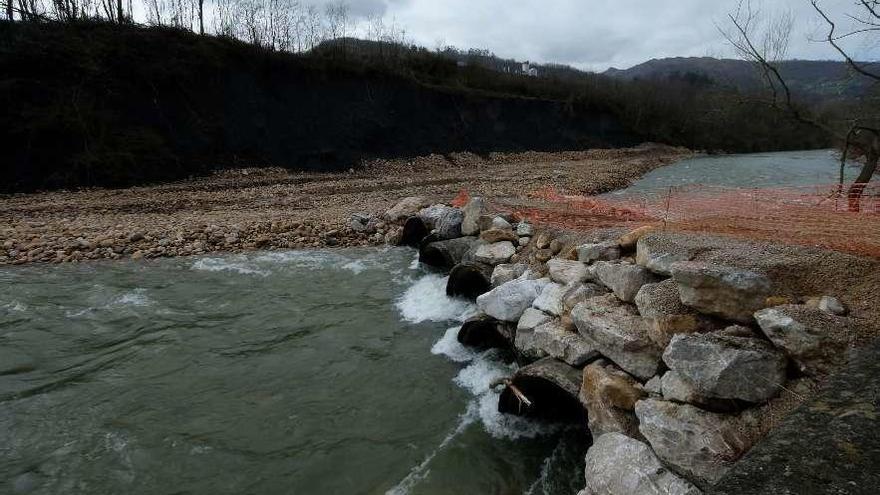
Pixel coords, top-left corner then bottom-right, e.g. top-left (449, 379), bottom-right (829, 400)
top-left (0, 145), bottom-right (689, 265)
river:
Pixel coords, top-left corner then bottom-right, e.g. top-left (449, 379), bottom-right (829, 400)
top-left (0, 248), bottom-right (585, 495)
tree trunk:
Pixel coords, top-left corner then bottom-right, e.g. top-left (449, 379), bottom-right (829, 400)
top-left (6, 0), bottom-right (13, 20)
top-left (848, 141), bottom-right (879, 212)
top-left (198, 0), bottom-right (204, 35)
top-left (116, 0), bottom-right (123, 23)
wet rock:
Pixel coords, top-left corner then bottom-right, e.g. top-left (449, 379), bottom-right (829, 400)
top-left (594, 262), bottom-right (659, 303)
top-left (457, 314), bottom-right (514, 350)
top-left (461, 197), bottom-right (486, 236)
top-left (583, 433), bottom-right (702, 495)
top-left (547, 258), bottom-right (591, 285)
top-left (477, 278), bottom-right (549, 322)
top-left (490, 263), bottom-right (528, 288)
top-left (754, 305), bottom-right (849, 376)
top-left (577, 241), bottom-right (621, 263)
top-left (533, 320), bottom-right (599, 367)
top-left (671, 262), bottom-right (771, 323)
top-left (635, 399), bottom-right (759, 488)
top-left (533, 282), bottom-right (567, 316)
top-left (474, 241), bottom-right (516, 265)
top-left (384, 196), bottom-right (427, 222)
top-left (419, 237), bottom-right (480, 269)
top-left (480, 228), bottom-right (518, 243)
top-left (804, 295), bottom-right (847, 316)
top-left (571, 295), bottom-right (662, 380)
top-left (515, 308), bottom-right (553, 359)
top-left (663, 328), bottom-right (787, 403)
top-left (498, 357), bottom-right (585, 422)
top-left (447, 262), bottom-right (494, 301)
top-left (580, 360), bottom-right (646, 440)
top-left (399, 217), bottom-right (428, 247)
top-left (635, 279), bottom-right (716, 348)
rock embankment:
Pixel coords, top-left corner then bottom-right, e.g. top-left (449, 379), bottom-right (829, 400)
top-left (379, 194), bottom-right (878, 495)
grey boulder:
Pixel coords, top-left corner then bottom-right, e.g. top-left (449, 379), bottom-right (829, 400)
top-left (490, 263), bottom-right (528, 288)
top-left (754, 305), bottom-right (850, 376)
top-left (578, 241), bottom-right (622, 263)
top-left (635, 279), bottom-right (716, 348)
top-left (533, 282), bottom-right (567, 316)
top-left (671, 262), bottom-right (772, 323)
top-left (594, 261), bottom-right (659, 303)
top-left (580, 359), bottom-right (646, 440)
top-left (461, 197), bottom-right (486, 236)
top-left (515, 308), bottom-right (553, 359)
top-left (583, 433), bottom-right (702, 495)
top-left (533, 321), bottom-right (599, 367)
top-left (384, 196), bottom-right (428, 222)
top-left (419, 204), bottom-right (464, 239)
top-left (476, 278), bottom-right (549, 322)
top-left (663, 328), bottom-right (787, 403)
top-left (474, 241), bottom-right (516, 265)
top-left (547, 258), bottom-right (592, 285)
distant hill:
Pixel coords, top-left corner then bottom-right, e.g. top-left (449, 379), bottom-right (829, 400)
top-left (604, 57), bottom-right (876, 100)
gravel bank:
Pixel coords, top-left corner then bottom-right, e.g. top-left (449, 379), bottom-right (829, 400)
top-left (0, 146), bottom-right (690, 265)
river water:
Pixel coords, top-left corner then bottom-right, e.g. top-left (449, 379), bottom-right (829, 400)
top-left (0, 248), bottom-right (585, 495)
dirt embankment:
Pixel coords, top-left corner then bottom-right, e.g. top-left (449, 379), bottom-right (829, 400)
top-left (0, 146), bottom-right (689, 265)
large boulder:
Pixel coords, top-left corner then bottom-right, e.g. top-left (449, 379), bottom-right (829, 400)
top-left (635, 399), bottom-right (760, 488)
top-left (384, 196), bottom-right (427, 222)
top-left (663, 327), bottom-right (788, 403)
top-left (547, 258), bottom-right (591, 285)
top-left (571, 295), bottom-right (662, 380)
top-left (577, 241), bottom-right (622, 263)
top-left (671, 262), bottom-right (771, 323)
top-left (579, 360), bottom-right (646, 440)
top-left (476, 278), bottom-right (549, 322)
top-left (754, 305), bottom-right (850, 375)
top-left (533, 321), bottom-right (599, 367)
top-left (447, 262), bottom-right (493, 300)
top-left (635, 279), bottom-right (717, 348)
top-left (515, 308), bottom-right (553, 359)
top-left (419, 205), bottom-right (464, 240)
top-left (490, 263), bottom-right (528, 288)
top-left (473, 241), bottom-right (516, 265)
top-left (583, 433), bottom-right (702, 495)
top-left (594, 262), bottom-right (659, 303)
top-left (461, 197), bottom-right (486, 236)
top-left (636, 234), bottom-right (691, 276)
top-left (563, 283), bottom-right (607, 313)
top-left (419, 237), bottom-right (479, 269)
top-left (533, 282), bottom-right (567, 316)
top-left (660, 370), bottom-right (740, 413)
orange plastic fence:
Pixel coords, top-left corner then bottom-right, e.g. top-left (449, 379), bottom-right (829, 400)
top-left (509, 183), bottom-right (880, 258)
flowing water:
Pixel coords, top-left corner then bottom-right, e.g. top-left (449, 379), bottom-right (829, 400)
top-left (0, 248), bottom-right (585, 495)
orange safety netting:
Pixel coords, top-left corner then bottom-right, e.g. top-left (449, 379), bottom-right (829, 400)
top-left (508, 183), bottom-right (880, 258)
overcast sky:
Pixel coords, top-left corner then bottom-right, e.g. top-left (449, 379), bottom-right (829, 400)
top-left (331, 0), bottom-right (880, 71)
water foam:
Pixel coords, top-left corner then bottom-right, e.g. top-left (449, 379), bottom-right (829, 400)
top-left (113, 289), bottom-right (153, 307)
top-left (191, 257), bottom-right (269, 276)
top-left (396, 274), bottom-right (477, 324)
top-left (1, 301), bottom-right (27, 313)
top-left (430, 327), bottom-right (477, 363)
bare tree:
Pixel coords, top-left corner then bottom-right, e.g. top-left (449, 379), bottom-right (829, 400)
top-left (722, 0), bottom-right (880, 210)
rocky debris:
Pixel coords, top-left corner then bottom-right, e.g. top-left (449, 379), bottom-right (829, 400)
top-left (635, 399), bottom-right (759, 488)
top-left (457, 314), bottom-right (514, 350)
top-left (498, 357), bottom-right (585, 421)
top-left (533, 282), bottom-right (567, 316)
top-left (571, 295), bottom-right (662, 380)
top-left (516, 222), bottom-right (534, 237)
top-left (399, 217), bottom-right (429, 247)
top-left (619, 226), bottom-right (657, 251)
top-left (583, 433), bottom-right (702, 495)
top-left (754, 305), bottom-right (850, 375)
top-left (594, 262), bottom-right (659, 303)
top-left (474, 241), bottom-right (516, 265)
top-left (578, 240), bottom-right (622, 263)
top-left (636, 234), bottom-right (692, 276)
top-left (419, 237), bottom-right (480, 269)
top-left (547, 258), bottom-right (591, 285)
top-left (476, 278), bottom-right (549, 322)
top-left (461, 197), bottom-right (486, 236)
top-left (480, 228), bottom-right (518, 243)
top-left (563, 283), bottom-right (607, 312)
top-left (515, 308), bottom-right (553, 359)
top-left (490, 263), bottom-right (529, 288)
top-left (635, 279), bottom-right (716, 348)
top-left (663, 328), bottom-right (787, 403)
top-left (533, 321), bottom-right (599, 367)
top-left (671, 262), bottom-right (771, 323)
top-left (419, 205), bottom-right (463, 239)
top-left (804, 295), bottom-right (847, 316)
top-left (349, 213), bottom-right (378, 233)
top-left (580, 360), bottom-right (646, 440)
top-left (384, 196), bottom-right (428, 222)
top-left (447, 262), bottom-right (494, 300)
